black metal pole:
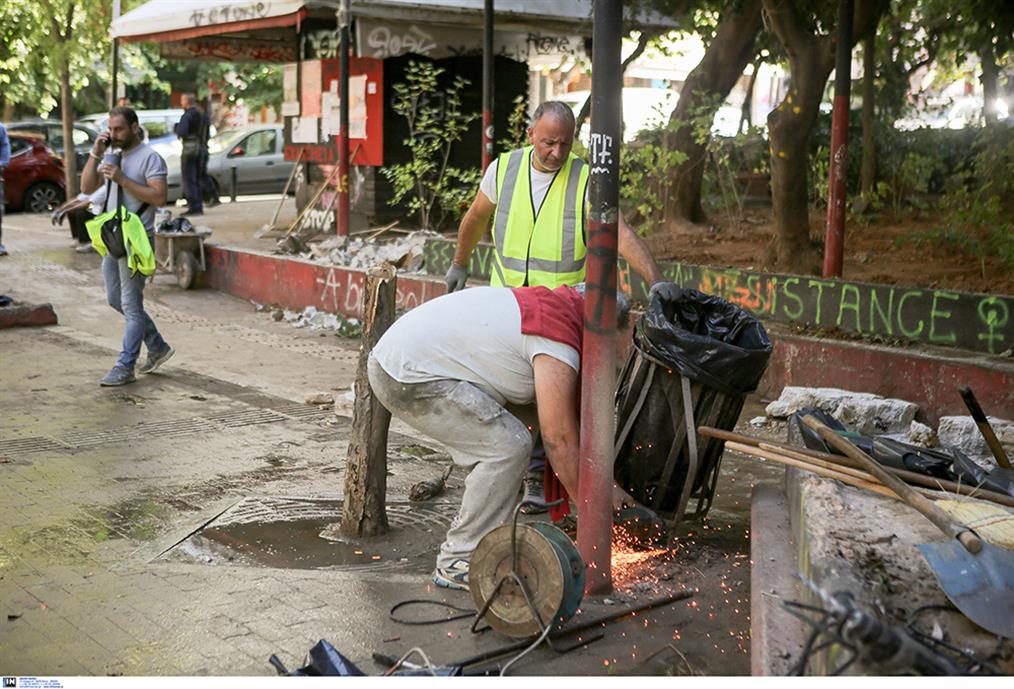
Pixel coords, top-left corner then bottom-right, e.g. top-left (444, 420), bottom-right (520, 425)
top-left (578, 0), bottom-right (623, 596)
top-left (110, 38), bottom-right (119, 109)
top-left (482, 0), bottom-right (494, 171)
top-left (337, 0), bottom-right (350, 236)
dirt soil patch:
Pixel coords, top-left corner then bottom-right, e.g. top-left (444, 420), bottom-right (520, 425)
top-left (641, 207), bottom-right (1013, 296)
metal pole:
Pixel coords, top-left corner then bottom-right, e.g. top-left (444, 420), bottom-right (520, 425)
top-left (110, 0), bottom-right (121, 109)
top-left (337, 0), bottom-right (350, 236)
top-left (482, 0), bottom-right (494, 171)
top-left (578, 0), bottom-right (622, 596)
top-left (823, 0), bottom-right (853, 278)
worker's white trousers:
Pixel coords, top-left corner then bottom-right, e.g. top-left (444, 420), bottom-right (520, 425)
top-left (367, 355), bottom-right (533, 568)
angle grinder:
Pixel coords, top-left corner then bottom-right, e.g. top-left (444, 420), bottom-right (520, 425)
top-left (613, 505), bottom-right (668, 548)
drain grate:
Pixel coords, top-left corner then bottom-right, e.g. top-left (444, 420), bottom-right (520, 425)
top-left (205, 408), bottom-right (289, 428)
top-left (163, 497), bottom-right (458, 573)
top-left (0, 436), bottom-right (68, 456)
top-left (273, 403), bottom-right (335, 421)
top-left (61, 418), bottom-right (217, 447)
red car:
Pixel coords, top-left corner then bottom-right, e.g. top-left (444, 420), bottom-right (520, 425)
top-left (3, 133), bottom-right (66, 213)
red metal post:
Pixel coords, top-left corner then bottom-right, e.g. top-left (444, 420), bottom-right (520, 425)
top-left (336, 0), bottom-right (350, 236)
top-left (577, 0), bottom-right (622, 596)
top-left (482, 0), bottom-right (494, 171)
top-left (823, 0), bottom-right (854, 277)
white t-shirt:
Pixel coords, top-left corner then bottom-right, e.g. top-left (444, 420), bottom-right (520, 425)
top-left (479, 158), bottom-right (560, 215)
top-left (371, 287), bottom-right (579, 406)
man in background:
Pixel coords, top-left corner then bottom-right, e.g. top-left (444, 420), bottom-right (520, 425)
top-left (174, 93), bottom-right (204, 217)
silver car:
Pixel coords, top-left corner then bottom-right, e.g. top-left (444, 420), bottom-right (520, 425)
top-left (166, 125), bottom-right (292, 203)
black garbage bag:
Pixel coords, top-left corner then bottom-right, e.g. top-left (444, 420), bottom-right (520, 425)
top-left (635, 288), bottom-right (772, 396)
top-left (791, 409), bottom-right (1014, 499)
top-left (614, 289), bottom-right (772, 518)
top-left (271, 640), bottom-right (366, 676)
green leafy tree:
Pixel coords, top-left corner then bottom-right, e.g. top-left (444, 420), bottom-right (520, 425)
top-left (381, 61), bottom-right (481, 231)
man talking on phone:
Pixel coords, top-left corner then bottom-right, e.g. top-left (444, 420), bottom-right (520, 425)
top-left (81, 106), bottom-right (175, 386)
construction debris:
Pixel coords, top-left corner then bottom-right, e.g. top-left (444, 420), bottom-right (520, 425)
top-left (766, 386), bottom-right (917, 434)
top-left (938, 415), bottom-right (1014, 469)
top-left (283, 230), bottom-right (439, 273)
top-left (280, 306), bottom-right (362, 337)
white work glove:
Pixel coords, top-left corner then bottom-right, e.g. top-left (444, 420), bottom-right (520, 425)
top-left (649, 281), bottom-right (683, 302)
top-left (445, 263), bottom-right (469, 293)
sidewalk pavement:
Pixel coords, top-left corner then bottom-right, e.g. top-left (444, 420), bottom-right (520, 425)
top-left (0, 209), bottom-right (752, 676)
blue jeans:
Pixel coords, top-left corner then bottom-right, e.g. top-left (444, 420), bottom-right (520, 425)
top-left (103, 254), bottom-right (168, 370)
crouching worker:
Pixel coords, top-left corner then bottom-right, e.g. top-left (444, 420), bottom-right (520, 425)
top-left (367, 283), bottom-right (637, 591)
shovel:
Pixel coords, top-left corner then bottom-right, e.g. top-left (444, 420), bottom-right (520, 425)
top-left (802, 415), bottom-right (1014, 639)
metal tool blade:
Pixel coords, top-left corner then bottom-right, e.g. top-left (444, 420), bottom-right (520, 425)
top-left (918, 540), bottom-right (1014, 639)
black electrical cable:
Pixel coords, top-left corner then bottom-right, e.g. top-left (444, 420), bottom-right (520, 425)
top-left (389, 598), bottom-right (475, 626)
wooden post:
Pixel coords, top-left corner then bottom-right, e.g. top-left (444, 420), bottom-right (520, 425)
top-left (340, 263), bottom-right (397, 537)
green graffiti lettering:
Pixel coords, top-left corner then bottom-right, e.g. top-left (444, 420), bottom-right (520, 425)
top-left (897, 290), bottom-right (925, 338)
top-left (769, 277), bottom-right (778, 314)
top-left (782, 277), bottom-right (804, 320)
top-left (977, 297), bottom-right (1010, 354)
top-left (746, 275), bottom-right (762, 311)
top-left (869, 288), bottom-right (894, 335)
top-left (807, 279), bottom-right (835, 324)
top-left (836, 284), bottom-right (863, 332)
top-left (928, 291), bottom-right (959, 344)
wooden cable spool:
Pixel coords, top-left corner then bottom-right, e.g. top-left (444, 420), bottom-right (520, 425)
top-left (470, 522), bottom-right (585, 638)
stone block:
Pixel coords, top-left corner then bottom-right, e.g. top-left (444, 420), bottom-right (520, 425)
top-left (937, 415), bottom-right (1014, 469)
top-left (766, 386), bottom-right (918, 435)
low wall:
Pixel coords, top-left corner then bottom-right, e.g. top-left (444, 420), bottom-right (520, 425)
top-left (422, 238), bottom-right (1014, 357)
top-left (203, 244), bottom-right (1013, 422)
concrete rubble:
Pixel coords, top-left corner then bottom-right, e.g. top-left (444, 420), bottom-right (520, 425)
top-left (938, 415), bottom-right (1014, 469)
top-left (305, 229), bottom-right (439, 273)
top-left (765, 386), bottom-right (918, 435)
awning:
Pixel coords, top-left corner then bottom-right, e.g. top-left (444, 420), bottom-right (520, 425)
top-left (111, 0), bottom-right (676, 43)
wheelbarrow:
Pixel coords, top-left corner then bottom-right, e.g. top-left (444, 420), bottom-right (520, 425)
top-left (153, 229), bottom-right (210, 289)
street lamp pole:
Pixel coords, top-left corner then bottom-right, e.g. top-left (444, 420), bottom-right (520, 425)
top-left (482, 0), bottom-right (494, 171)
top-left (337, 0), bottom-right (350, 236)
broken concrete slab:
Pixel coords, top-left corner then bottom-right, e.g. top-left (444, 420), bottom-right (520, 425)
top-left (938, 415), bottom-right (1014, 469)
top-left (906, 420), bottom-right (938, 448)
top-left (765, 386), bottom-right (918, 435)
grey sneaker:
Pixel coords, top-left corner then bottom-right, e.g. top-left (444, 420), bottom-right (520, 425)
top-left (432, 559), bottom-right (469, 591)
top-left (75, 243), bottom-right (96, 254)
top-left (138, 345), bottom-right (175, 374)
top-left (100, 366), bottom-right (136, 387)
top-left (519, 471), bottom-right (548, 514)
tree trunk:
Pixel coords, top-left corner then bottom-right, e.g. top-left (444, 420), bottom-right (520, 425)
top-left (766, 44), bottom-right (834, 273)
top-left (60, 60), bottom-right (78, 198)
top-left (860, 27), bottom-right (876, 200)
top-left (340, 264), bottom-right (397, 538)
top-left (980, 41), bottom-right (999, 125)
top-left (663, 0), bottom-right (763, 231)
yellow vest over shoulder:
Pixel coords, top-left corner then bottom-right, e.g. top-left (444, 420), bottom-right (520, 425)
top-left (490, 146), bottom-right (588, 288)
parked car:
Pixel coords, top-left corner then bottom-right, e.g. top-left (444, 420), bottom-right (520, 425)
top-left (165, 125), bottom-right (292, 203)
top-left (4, 119), bottom-right (98, 169)
top-left (78, 108), bottom-right (185, 160)
top-left (2, 133), bottom-right (66, 213)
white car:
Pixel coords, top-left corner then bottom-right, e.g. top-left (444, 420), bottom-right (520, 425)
top-left (78, 108), bottom-right (186, 160)
top-left (165, 125), bottom-right (292, 203)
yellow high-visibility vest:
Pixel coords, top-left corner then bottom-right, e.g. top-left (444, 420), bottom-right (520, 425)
top-left (491, 146), bottom-right (589, 288)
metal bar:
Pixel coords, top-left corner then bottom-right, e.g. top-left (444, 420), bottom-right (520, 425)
top-left (482, 0), bottom-right (494, 171)
top-left (577, 0), bottom-right (623, 596)
top-left (453, 589), bottom-right (695, 670)
top-left (822, 0), bottom-right (853, 278)
top-left (337, 0), bottom-right (351, 236)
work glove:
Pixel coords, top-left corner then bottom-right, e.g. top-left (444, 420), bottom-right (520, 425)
top-left (649, 281), bottom-right (683, 303)
top-left (444, 263), bottom-right (469, 293)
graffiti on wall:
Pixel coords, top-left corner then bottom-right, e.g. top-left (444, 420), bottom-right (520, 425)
top-left (421, 239), bottom-right (1012, 355)
top-left (188, 2), bottom-right (269, 27)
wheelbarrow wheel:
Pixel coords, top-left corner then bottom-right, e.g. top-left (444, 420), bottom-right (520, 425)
top-left (175, 250), bottom-right (198, 289)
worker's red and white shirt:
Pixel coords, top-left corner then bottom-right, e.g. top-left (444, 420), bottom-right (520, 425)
top-left (371, 287), bottom-right (579, 406)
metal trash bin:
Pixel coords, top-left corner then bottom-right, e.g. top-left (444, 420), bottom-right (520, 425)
top-left (614, 288), bottom-right (772, 529)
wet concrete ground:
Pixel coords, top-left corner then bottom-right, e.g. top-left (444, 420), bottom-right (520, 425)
top-left (1, 209), bottom-right (785, 676)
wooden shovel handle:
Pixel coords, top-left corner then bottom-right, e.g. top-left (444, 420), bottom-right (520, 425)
top-left (959, 387), bottom-right (1012, 469)
top-left (802, 415), bottom-right (982, 554)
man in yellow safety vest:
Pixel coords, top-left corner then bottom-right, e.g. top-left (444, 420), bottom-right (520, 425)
top-left (445, 100), bottom-right (680, 510)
